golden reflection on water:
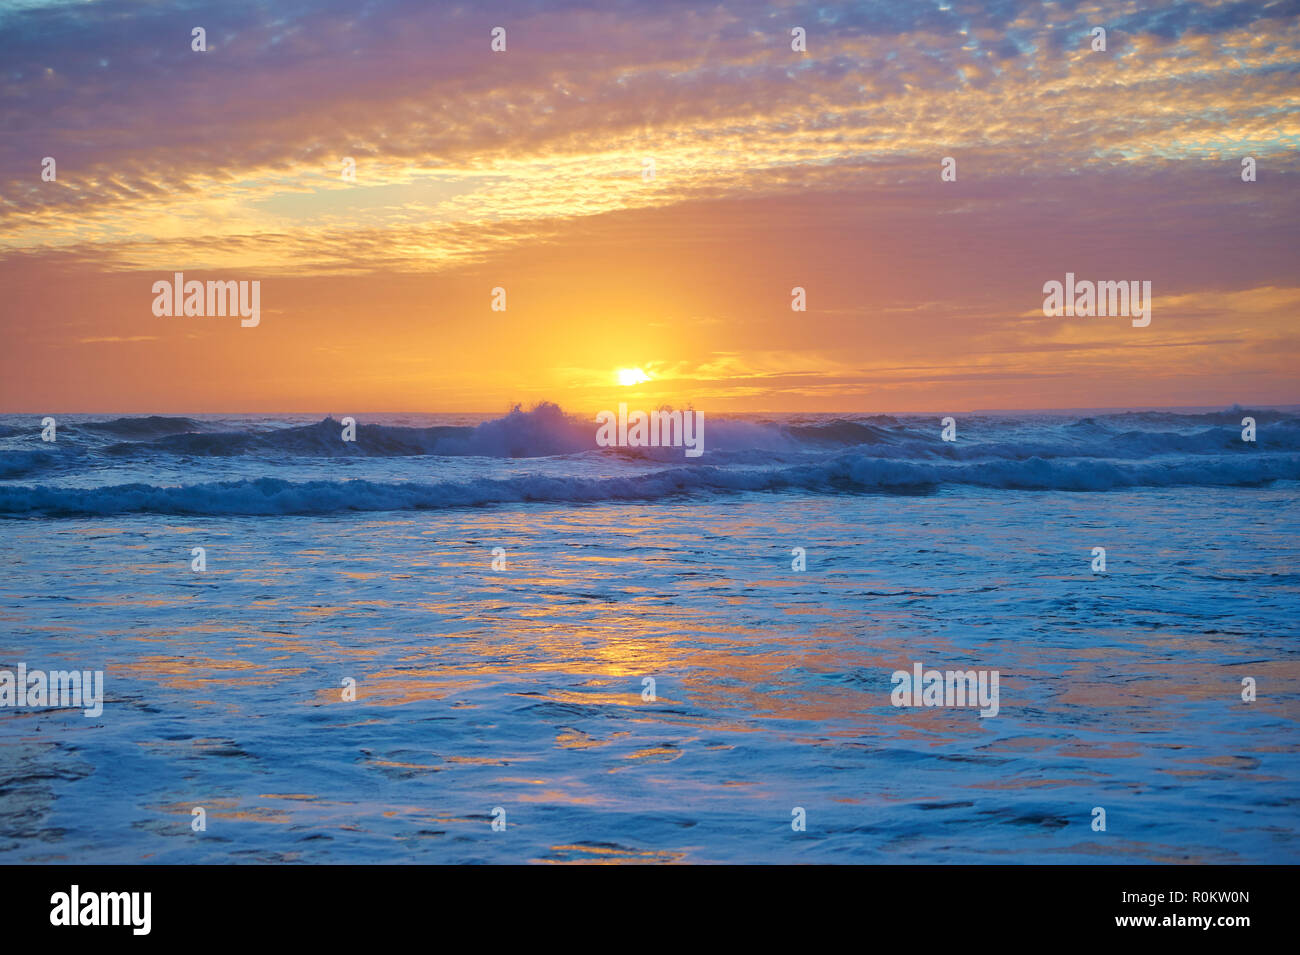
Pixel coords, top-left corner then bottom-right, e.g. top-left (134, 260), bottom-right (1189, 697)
top-left (5, 498), bottom-right (1295, 863)
top-left (539, 844), bottom-right (686, 864)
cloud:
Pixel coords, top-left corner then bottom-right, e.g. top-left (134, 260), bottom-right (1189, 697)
top-left (1, 0), bottom-right (1297, 274)
top-left (75, 335), bottom-right (162, 344)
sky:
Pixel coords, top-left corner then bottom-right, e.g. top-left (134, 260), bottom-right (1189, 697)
top-left (1, 0), bottom-right (1297, 414)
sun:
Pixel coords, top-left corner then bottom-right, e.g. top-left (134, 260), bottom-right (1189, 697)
top-left (616, 367), bottom-right (652, 386)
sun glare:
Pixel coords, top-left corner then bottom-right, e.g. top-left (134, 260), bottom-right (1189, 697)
top-left (616, 367), bottom-right (652, 387)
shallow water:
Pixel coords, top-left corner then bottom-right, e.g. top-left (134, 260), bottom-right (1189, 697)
top-left (1, 409), bottom-right (1298, 862)
top-left (2, 487), bottom-right (1297, 862)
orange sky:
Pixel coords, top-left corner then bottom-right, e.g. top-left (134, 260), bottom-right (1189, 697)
top-left (2, 0), bottom-right (1297, 413)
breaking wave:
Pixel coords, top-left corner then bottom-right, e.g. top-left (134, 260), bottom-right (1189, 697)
top-left (1, 451), bottom-right (1296, 517)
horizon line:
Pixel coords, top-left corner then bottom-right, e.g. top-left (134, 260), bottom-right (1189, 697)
top-left (3, 401), bottom-right (1298, 418)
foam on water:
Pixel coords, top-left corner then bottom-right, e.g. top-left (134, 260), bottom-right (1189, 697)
top-left (2, 405), bottom-right (1297, 516)
top-left (1, 405), bottom-right (1297, 862)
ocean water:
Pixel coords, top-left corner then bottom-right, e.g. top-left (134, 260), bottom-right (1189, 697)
top-left (1, 406), bottom-right (1297, 863)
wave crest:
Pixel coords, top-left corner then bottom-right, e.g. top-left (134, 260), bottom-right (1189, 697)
top-left (3, 451), bottom-right (1296, 517)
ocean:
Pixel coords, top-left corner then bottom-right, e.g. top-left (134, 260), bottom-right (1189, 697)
top-left (1, 405), bottom-right (1297, 863)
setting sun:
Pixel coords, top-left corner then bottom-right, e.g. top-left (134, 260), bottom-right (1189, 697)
top-left (616, 367), bottom-right (652, 387)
